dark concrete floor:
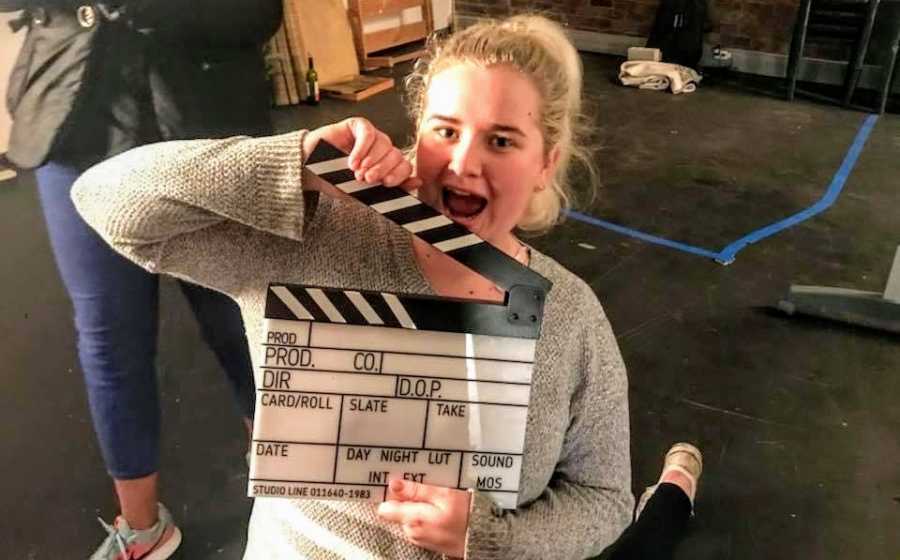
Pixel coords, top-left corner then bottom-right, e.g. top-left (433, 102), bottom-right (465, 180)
top-left (2, 53), bottom-right (898, 559)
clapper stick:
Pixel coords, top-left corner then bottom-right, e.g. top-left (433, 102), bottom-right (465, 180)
top-left (301, 139), bottom-right (552, 337)
top-left (250, 140), bottom-right (553, 509)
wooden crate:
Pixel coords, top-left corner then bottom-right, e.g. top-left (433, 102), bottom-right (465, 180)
top-left (267, 0), bottom-right (395, 104)
top-left (348, 0), bottom-right (434, 71)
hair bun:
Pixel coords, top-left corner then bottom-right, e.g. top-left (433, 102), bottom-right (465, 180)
top-left (502, 15), bottom-right (583, 113)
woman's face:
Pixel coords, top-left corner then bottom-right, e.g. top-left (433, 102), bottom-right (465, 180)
top-left (415, 63), bottom-right (558, 252)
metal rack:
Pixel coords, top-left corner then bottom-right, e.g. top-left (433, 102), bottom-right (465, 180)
top-left (786, 0), bottom-right (900, 114)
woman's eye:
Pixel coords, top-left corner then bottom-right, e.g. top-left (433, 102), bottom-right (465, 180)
top-left (492, 136), bottom-right (514, 149)
top-left (435, 127), bottom-right (456, 139)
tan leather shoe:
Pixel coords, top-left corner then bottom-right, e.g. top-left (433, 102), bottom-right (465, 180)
top-left (661, 442), bottom-right (702, 501)
top-left (635, 442), bottom-right (703, 520)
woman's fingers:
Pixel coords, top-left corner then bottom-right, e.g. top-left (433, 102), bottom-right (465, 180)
top-left (377, 500), bottom-right (438, 525)
top-left (347, 118), bottom-right (377, 171)
top-left (370, 150), bottom-right (410, 186)
top-left (399, 175), bottom-right (423, 193)
top-left (357, 140), bottom-right (391, 182)
top-left (348, 120), bottom-right (411, 186)
top-left (342, 118), bottom-right (400, 184)
top-left (305, 117), bottom-right (362, 157)
top-left (382, 163), bottom-right (414, 188)
top-left (305, 117), bottom-right (412, 187)
top-left (376, 481), bottom-right (470, 556)
top-left (346, 117), bottom-right (392, 177)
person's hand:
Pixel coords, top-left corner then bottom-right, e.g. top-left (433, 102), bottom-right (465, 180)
top-left (303, 117), bottom-right (420, 188)
top-left (377, 479), bottom-right (471, 558)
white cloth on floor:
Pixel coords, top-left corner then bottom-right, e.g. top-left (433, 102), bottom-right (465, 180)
top-left (618, 61), bottom-right (702, 94)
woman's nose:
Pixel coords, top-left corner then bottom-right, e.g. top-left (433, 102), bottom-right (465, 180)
top-left (448, 136), bottom-right (483, 178)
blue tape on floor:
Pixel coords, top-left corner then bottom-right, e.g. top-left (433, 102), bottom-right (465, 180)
top-left (714, 113), bottom-right (879, 264)
top-left (566, 211), bottom-right (722, 260)
top-left (567, 113), bottom-right (880, 265)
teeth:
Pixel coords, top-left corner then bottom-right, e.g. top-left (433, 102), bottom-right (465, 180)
top-left (446, 187), bottom-right (473, 197)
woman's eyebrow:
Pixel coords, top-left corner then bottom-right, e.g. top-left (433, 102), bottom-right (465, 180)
top-left (427, 114), bottom-right (461, 124)
top-left (427, 114), bottom-right (526, 136)
top-left (492, 124), bottom-right (526, 137)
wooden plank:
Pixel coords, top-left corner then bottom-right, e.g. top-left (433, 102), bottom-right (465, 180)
top-left (268, 55), bottom-right (291, 106)
top-left (358, 0), bottom-right (422, 18)
top-left (282, 0), bottom-right (310, 99)
top-left (423, 0), bottom-right (434, 34)
top-left (363, 46), bottom-right (426, 70)
top-left (268, 24), bottom-right (300, 105)
top-left (347, 0), bottom-right (368, 69)
top-left (275, 22), bottom-right (301, 104)
top-left (288, 0), bottom-right (360, 86)
top-left (265, 32), bottom-right (287, 105)
top-left (321, 75), bottom-right (396, 102)
top-left (364, 20), bottom-right (427, 54)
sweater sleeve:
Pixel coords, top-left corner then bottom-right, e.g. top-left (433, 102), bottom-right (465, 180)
top-left (465, 296), bottom-right (633, 559)
top-left (71, 130), bottom-right (313, 293)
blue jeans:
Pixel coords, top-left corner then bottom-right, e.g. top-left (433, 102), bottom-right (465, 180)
top-left (36, 161), bottom-right (255, 479)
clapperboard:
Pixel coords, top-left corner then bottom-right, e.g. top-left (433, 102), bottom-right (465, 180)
top-left (248, 140), bottom-right (552, 509)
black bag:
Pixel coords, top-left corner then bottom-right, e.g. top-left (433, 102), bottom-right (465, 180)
top-left (646, 0), bottom-right (707, 69)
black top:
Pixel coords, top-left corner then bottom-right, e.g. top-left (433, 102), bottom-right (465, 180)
top-left (4, 0), bottom-right (283, 168)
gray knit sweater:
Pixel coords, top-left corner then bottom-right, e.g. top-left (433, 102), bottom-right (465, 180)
top-left (71, 131), bottom-right (633, 560)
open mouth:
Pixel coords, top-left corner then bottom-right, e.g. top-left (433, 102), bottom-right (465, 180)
top-left (442, 186), bottom-right (487, 220)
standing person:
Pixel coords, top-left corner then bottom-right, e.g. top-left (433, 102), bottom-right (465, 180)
top-left (2, 1), bottom-right (282, 557)
top-left (74, 14), bottom-right (703, 560)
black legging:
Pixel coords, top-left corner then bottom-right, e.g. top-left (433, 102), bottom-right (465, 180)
top-left (595, 483), bottom-right (693, 560)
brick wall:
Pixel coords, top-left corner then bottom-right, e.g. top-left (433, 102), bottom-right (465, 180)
top-left (456, 0), bottom-right (803, 55)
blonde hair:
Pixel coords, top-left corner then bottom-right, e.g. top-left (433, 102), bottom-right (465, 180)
top-left (405, 14), bottom-right (597, 233)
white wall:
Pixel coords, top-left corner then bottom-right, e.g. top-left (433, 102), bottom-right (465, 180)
top-left (432, 0), bottom-right (452, 30)
top-left (0, 11), bottom-right (26, 153)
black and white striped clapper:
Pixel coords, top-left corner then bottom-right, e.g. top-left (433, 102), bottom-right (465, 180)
top-left (250, 140), bottom-right (552, 510)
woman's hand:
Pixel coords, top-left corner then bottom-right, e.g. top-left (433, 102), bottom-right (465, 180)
top-left (377, 479), bottom-right (471, 558)
top-left (303, 117), bottom-right (419, 188)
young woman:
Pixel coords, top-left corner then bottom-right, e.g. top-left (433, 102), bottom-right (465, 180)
top-left (73, 14), bottom-right (700, 559)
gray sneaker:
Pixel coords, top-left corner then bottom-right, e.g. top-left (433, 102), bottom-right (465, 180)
top-left (89, 502), bottom-right (182, 560)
